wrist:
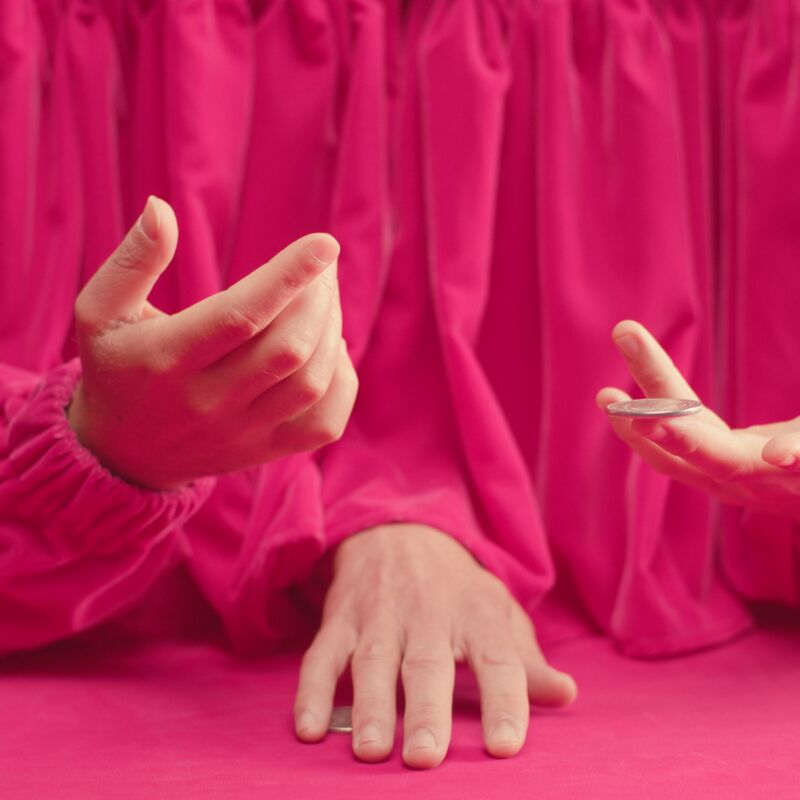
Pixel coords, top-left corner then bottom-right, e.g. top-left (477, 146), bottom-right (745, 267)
top-left (66, 379), bottom-right (89, 445)
top-left (66, 380), bottom-right (186, 492)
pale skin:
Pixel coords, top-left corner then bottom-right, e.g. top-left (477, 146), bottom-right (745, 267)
top-left (69, 196), bottom-right (577, 770)
top-left (293, 524), bottom-right (577, 769)
top-left (597, 320), bottom-right (800, 522)
top-left (68, 196), bottom-right (359, 489)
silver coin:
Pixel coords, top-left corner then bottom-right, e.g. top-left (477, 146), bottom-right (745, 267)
top-left (328, 706), bottom-right (353, 734)
top-left (605, 398), bottom-right (703, 419)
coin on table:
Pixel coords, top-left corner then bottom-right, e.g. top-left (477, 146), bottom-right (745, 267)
top-left (328, 706), bottom-right (353, 734)
top-left (605, 398), bottom-right (703, 419)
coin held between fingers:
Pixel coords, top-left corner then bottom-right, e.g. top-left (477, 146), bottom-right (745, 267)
top-left (328, 706), bottom-right (353, 733)
top-left (605, 398), bottom-right (703, 419)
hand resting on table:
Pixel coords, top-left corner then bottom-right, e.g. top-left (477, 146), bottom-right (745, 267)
top-left (294, 524), bottom-right (577, 769)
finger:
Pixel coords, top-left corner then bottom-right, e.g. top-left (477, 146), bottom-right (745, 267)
top-left (202, 266), bottom-right (338, 404)
top-left (509, 608), bottom-right (577, 709)
top-left (465, 627), bottom-right (530, 759)
top-left (596, 386), bottom-right (633, 409)
top-left (350, 624), bottom-right (402, 763)
top-left (248, 284), bottom-right (343, 419)
top-left (631, 416), bottom-right (778, 482)
top-left (762, 432), bottom-right (800, 471)
top-left (294, 621), bottom-right (356, 743)
top-left (612, 320), bottom-right (700, 401)
top-left (401, 639), bottom-right (455, 770)
top-left (168, 233), bottom-right (340, 368)
top-left (597, 387), bottom-right (719, 491)
top-left (265, 345), bottom-right (358, 454)
top-left (75, 195), bottom-right (178, 330)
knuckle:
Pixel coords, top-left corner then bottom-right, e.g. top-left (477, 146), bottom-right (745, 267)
top-left (143, 351), bottom-right (178, 378)
top-left (270, 338), bottom-right (314, 374)
top-left (282, 252), bottom-right (323, 292)
top-left (218, 302), bottom-right (263, 341)
top-left (294, 370), bottom-right (329, 406)
top-left (279, 269), bottom-right (307, 295)
top-left (343, 361), bottom-right (360, 393)
top-left (298, 251), bottom-right (325, 280)
top-left (402, 650), bottom-right (450, 676)
top-left (185, 397), bottom-right (217, 420)
top-left (308, 415), bottom-right (348, 446)
top-left (670, 429), bottom-right (700, 457)
top-left (248, 357), bottom-right (283, 386)
top-left (183, 387), bottom-right (222, 420)
top-left (354, 639), bottom-right (397, 666)
top-left (720, 462), bottom-right (753, 484)
top-left (475, 648), bottom-right (520, 670)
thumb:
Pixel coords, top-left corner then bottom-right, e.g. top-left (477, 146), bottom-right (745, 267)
top-left (75, 195), bottom-right (178, 330)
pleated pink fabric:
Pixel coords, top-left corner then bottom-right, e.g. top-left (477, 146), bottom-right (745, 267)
top-left (1, 0), bottom-right (798, 658)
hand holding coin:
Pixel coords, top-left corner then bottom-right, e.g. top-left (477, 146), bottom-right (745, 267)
top-left (596, 320), bottom-right (800, 520)
top-left (327, 707), bottom-right (353, 733)
top-left (605, 398), bottom-right (703, 419)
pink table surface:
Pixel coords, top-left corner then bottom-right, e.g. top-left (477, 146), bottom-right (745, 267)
top-left (3, 616), bottom-right (799, 799)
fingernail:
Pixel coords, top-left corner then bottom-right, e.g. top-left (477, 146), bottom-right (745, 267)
top-left (490, 721), bottom-right (520, 747)
top-left (355, 723), bottom-right (383, 748)
top-left (308, 235), bottom-right (340, 267)
top-left (776, 454), bottom-right (798, 468)
top-left (296, 710), bottom-right (317, 735)
top-left (404, 728), bottom-right (437, 754)
top-left (140, 195), bottom-right (160, 241)
top-left (614, 333), bottom-right (639, 359)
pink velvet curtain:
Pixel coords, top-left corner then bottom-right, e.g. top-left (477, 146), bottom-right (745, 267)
top-left (1, 0), bottom-right (799, 657)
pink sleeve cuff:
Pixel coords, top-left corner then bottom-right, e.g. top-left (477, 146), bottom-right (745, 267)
top-left (2, 359), bottom-right (215, 556)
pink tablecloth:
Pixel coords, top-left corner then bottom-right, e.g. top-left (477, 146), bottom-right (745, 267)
top-left (4, 617), bottom-right (798, 799)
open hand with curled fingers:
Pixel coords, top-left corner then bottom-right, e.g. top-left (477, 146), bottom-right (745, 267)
top-left (597, 320), bottom-right (800, 521)
top-left (68, 196), bottom-right (358, 490)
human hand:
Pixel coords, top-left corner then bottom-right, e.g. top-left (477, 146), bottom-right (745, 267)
top-left (68, 196), bottom-right (358, 490)
top-left (597, 320), bottom-right (800, 520)
top-left (294, 524), bottom-right (577, 769)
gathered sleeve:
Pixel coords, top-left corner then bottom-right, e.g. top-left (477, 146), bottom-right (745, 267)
top-left (0, 359), bottom-right (214, 654)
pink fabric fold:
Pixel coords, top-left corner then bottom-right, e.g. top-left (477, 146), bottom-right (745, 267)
top-left (2, 0), bottom-right (799, 659)
top-left (0, 359), bottom-right (214, 653)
